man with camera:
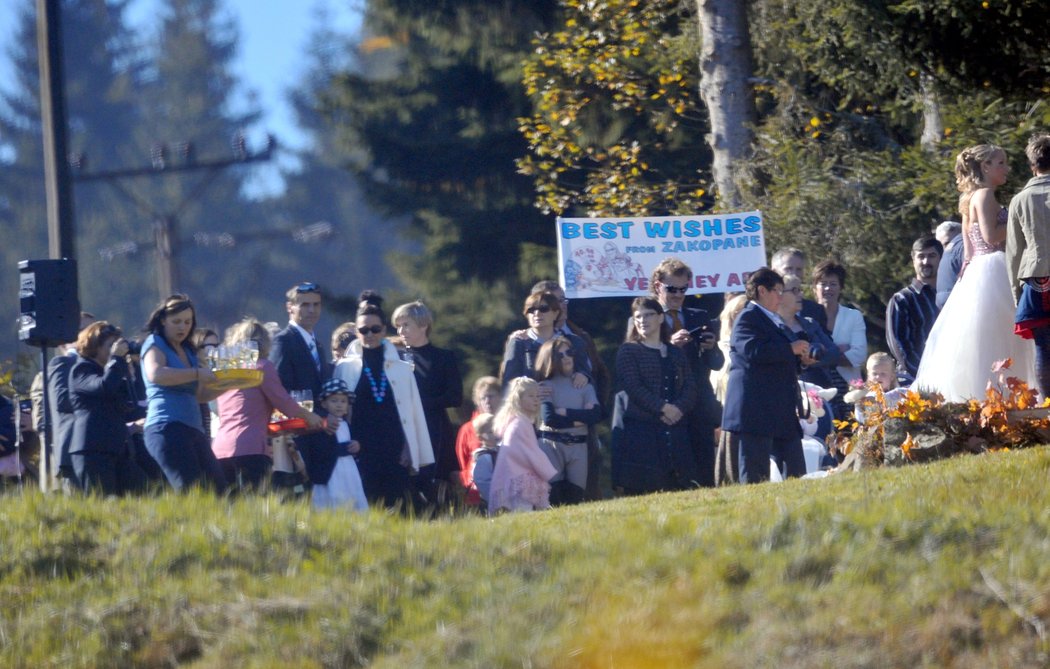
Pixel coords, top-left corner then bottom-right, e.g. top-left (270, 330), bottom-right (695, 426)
top-left (649, 258), bottom-right (724, 486)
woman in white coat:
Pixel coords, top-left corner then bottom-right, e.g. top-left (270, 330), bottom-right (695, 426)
top-left (333, 304), bottom-right (434, 509)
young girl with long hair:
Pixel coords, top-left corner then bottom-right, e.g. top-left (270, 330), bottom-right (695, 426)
top-left (487, 377), bottom-right (557, 514)
top-left (534, 336), bottom-right (600, 505)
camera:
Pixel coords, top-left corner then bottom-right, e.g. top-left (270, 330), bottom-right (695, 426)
top-left (126, 339), bottom-right (142, 356)
top-left (688, 325), bottom-right (715, 344)
top-left (793, 331), bottom-right (825, 361)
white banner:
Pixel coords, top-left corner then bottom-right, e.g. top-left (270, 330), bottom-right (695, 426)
top-left (556, 211), bottom-right (767, 298)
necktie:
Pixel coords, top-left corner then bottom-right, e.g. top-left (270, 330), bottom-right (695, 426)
top-left (669, 309), bottom-right (683, 333)
top-left (307, 335), bottom-right (321, 371)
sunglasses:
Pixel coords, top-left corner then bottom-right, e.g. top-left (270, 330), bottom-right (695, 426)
top-left (358, 325), bottom-right (384, 335)
top-left (526, 305), bottom-right (552, 315)
top-left (295, 282), bottom-right (319, 293)
top-left (662, 285), bottom-right (688, 294)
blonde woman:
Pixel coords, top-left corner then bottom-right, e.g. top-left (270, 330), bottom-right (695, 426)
top-left (212, 318), bottom-right (323, 490)
top-left (914, 144), bottom-right (1037, 401)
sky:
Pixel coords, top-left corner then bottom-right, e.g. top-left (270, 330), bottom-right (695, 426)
top-left (0, 0), bottom-right (362, 197)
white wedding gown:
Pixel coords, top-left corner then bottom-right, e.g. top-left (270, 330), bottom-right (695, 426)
top-left (913, 217), bottom-right (1037, 402)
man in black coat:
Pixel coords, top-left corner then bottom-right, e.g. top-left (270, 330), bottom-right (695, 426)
top-left (650, 258), bottom-right (725, 487)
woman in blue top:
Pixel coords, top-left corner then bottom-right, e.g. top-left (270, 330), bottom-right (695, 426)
top-left (140, 294), bottom-right (226, 491)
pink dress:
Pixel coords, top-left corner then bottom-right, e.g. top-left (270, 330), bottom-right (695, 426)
top-left (488, 415), bottom-right (558, 514)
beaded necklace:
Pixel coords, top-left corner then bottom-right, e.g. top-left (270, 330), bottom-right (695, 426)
top-left (362, 363), bottom-right (389, 403)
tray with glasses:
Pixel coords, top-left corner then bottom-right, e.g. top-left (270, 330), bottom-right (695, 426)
top-left (207, 368), bottom-right (264, 391)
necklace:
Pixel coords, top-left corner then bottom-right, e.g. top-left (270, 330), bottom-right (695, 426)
top-left (362, 363), bottom-right (389, 403)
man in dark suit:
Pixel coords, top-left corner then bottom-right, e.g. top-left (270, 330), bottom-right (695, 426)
top-left (650, 258), bottom-right (725, 487)
top-left (270, 281), bottom-right (332, 399)
top-left (721, 268), bottom-right (810, 483)
top-left (270, 282), bottom-right (333, 493)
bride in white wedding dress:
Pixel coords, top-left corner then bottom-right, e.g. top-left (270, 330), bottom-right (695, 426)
top-left (912, 144), bottom-right (1037, 402)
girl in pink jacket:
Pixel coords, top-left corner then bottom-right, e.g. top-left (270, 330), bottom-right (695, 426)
top-left (488, 377), bottom-right (557, 514)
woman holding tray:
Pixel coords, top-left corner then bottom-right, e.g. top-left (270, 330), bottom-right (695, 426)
top-left (212, 318), bottom-right (325, 491)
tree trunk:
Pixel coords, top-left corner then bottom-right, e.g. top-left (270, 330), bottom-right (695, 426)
top-left (697, 0), bottom-right (756, 209)
top-left (919, 74), bottom-right (943, 152)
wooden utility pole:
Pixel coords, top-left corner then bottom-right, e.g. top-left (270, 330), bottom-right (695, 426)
top-left (36, 0), bottom-right (76, 260)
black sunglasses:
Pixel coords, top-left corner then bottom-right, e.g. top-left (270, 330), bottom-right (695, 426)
top-left (662, 285), bottom-right (688, 294)
top-left (358, 325), bottom-right (384, 335)
top-left (526, 305), bottom-right (552, 314)
top-left (295, 282), bottom-right (319, 293)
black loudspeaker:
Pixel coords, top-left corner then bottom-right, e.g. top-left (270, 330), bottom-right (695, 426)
top-left (18, 258), bottom-right (80, 347)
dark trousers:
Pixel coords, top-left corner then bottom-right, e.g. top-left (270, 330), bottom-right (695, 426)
top-left (144, 421), bottom-right (227, 493)
top-left (218, 454), bottom-right (272, 491)
top-left (71, 451), bottom-right (147, 496)
top-left (1032, 326), bottom-right (1050, 399)
top-left (738, 432), bottom-right (806, 484)
top-left (688, 412), bottom-right (717, 487)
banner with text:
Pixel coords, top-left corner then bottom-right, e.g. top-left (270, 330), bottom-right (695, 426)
top-left (557, 211), bottom-right (767, 298)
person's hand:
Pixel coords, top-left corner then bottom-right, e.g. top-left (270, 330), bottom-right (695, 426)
top-left (570, 371), bottom-right (587, 389)
top-left (348, 440), bottom-right (361, 455)
top-left (323, 415), bottom-right (340, 435)
top-left (555, 407), bottom-right (567, 416)
top-left (669, 329), bottom-right (692, 347)
top-left (798, 351), bottom-right (818, 367)
top-left (698, 333), bottom-right (716, 351)
top-left (110, 338), bottom-right (129, 358)
top-left (303, 411), bottom-right (324, 431)
top-left (790, 340), bottom-right (810, 357)
top-left (511, 328), bottom-right (530, 341)
top-left (197, 367), bottom-right (218, 385)
top-left (661, 403), bottom-right (683, 425)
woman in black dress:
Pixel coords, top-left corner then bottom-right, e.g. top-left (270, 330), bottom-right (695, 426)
top-left (392, 301), bottom-right (463, 504)
top-left (611, 297), bottom-right (698, 495)
top-left (333, 304), bottom-right (434, 509)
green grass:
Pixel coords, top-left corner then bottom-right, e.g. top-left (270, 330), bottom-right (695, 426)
top-left (2, 448), bottom-right (1050, 668)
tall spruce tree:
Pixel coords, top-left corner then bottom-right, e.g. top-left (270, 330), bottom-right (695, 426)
top-left (322, 0), bottom-right (565, 380)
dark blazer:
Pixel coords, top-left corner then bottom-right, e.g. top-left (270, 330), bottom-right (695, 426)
top-left (271, 325), bottom-right (332, 398)
top-left (69, 355), bottom-right (132, 455)
top-left (47, 352), bottom-right (78, 471)
top-left (721, 302), bottom-right (802, 440)
top-left (677, 307), bottom-right (725, 425)
top-left (615, 342), bottom-right (697, 422)
top-left (800, 298), bottom-right (828, 332)
top-left (296, 428), bottom-right (353, 485)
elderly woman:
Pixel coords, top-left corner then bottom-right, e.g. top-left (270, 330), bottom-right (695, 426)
top-left (812, 260), bottom-right (867, 389)
top-left (501, 291), bottom-right (592, 387)
top-left (68, 321), bottom-right (146, 495)
top-left (212, 318), bottom-right (324, 491)
top-left (140, 294), bottom-right (226, 492)
top-left (611, 297), bottom-right (698, 495)
top-left (777, 274), bottom-right (839, 392)
top-left (392, 301), bottom-right (463, 501)
top-left (334, 304), bottom-right (434, 508)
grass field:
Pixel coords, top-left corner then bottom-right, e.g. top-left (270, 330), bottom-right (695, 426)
top-left (2, 447), bottom-right (1049, 668)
